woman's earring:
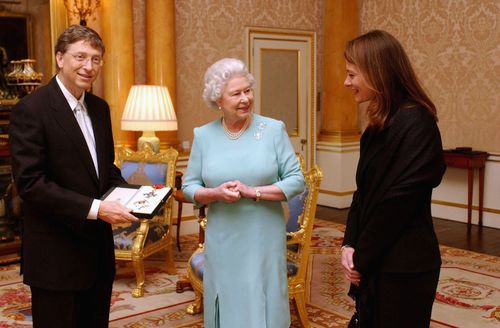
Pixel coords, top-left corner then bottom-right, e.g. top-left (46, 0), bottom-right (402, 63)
top-left (218, 106), bottom-right (222, 110)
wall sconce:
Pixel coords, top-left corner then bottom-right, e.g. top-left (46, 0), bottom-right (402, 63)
top-left (121, 85), bottom-right (178, 153)
top-left (63, 0), bottom-right (101, 26)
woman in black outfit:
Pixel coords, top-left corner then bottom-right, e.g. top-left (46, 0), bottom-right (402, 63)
top-left (341, 30), bottom-right (446, 327)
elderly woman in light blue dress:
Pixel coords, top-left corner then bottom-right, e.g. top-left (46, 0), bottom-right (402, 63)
top-left (182, 58), bottom-right (304, 328)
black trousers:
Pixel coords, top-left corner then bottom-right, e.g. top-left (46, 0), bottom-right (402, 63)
top-left (30, 278), bottom-right (113, 328)
top-left (372, 268), bottom-right (440, 328)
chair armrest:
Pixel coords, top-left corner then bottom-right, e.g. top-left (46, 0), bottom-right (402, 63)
top-left (286, 224), bottom-right (306, 245)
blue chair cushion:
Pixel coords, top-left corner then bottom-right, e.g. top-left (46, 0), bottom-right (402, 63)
top-left (113, 221), bottom-right (169, 250)
top-left (189, 250), bottom-right (205, 280)
top-left (287, 260), bottom-right (298, 277)
top-left (121, 161), bottom-right (168, 185)
top-left (286, 187), bottom-right (309, 253)
top-left (189, 252), bottom-right (297, 278)
top-left (188, 189), bottom-right (308, 282)
top-left (286, 188), bottom-right (309, 233)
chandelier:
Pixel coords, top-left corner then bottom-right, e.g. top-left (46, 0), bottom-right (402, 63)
top-left (63, 0), bottom-right (101, 26)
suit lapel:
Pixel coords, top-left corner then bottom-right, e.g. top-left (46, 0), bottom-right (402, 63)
top-left (85, 95), bottom-right (107, 185)
top-left (48, 79), bottom-right (99, 187)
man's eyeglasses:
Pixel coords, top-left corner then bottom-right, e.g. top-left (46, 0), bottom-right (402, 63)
top-left (67, 52), bottom-right (103, 67)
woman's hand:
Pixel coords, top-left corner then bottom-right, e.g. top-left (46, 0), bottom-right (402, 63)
top-left (215, 181), bottom-right (241, 203)
top-left (192, 181), bottom-right (241, 204)
top-left (231, 180), bottom-right (254, 199)
top-left (231, 181), bottom-right (286, 201)
top-left (341, 246), bottom-right (362, 286)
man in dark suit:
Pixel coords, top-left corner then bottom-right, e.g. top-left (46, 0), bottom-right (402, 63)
top-left (9, 25), bottom-right (138, 328)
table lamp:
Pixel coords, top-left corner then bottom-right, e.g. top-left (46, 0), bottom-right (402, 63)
top-left (121, 85), bottom-right (178, 152)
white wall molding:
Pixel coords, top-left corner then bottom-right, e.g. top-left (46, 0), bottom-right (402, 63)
top-left (316, 140), bottom-right (359, 208)
top-left (315, 143), bottom-right (499, 229)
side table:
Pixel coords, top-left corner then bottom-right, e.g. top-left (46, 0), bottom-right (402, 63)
top-left (443, 150), bottom-right (489, 230)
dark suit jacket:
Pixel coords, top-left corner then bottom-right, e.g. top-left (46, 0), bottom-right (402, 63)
top-left (9, 77), bottom-right (125, 291)
top-left (343, 105), bottom-right (446, 275)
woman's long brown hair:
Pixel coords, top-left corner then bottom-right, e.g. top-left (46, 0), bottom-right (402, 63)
top-left (344, 30), bottom-right (437, 130)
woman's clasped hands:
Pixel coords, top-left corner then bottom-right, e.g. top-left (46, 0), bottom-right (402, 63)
top-left (216, 180), bottom-right (254, 203)
top-left (216, 181), bottom-right (241, 202)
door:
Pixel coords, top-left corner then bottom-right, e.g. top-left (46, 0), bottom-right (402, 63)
top-left (246, 27), bottom-right (316, 169)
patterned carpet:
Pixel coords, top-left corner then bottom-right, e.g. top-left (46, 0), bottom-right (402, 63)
top-left (0, 219), bottom-right (498, 327)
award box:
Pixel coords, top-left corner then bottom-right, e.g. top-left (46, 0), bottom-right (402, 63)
top-left (102, 184), bottom-right (172, 219)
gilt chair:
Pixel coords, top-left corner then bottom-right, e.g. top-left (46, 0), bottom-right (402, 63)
top-left (113, 143), bottom-right (178, 297)
top-left (184, 161), bottom-right (323, 328)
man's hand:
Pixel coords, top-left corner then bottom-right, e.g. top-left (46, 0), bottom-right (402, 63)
top-left (98, 201), bottom-right (139, 224)
top-left (341, 246), bottom-right (362, 286)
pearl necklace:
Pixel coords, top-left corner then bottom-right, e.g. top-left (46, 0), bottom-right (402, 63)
top-left (222, 116), bottom-right (251, 140)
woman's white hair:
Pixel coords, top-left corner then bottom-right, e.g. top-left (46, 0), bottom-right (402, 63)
top-left (202, 58), bottom-right (255, 109)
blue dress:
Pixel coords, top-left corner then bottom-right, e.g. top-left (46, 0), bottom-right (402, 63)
top-left (183, 114), bottom-right (304, 328)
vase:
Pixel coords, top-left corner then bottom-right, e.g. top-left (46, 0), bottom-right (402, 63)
top-left (6, 59), bottom-right (43, 98)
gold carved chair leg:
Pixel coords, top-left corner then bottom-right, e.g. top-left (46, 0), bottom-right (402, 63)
top-left (186, 289), bottom-right (203, 315)
top-left (130, 219), bottom-right (148, 297)
top-left (175, 278), bottom-right (193, 293)
top-left (291, 293), bottom-right (310, 328)
top-left (131, 253), bottom-right (146, 298)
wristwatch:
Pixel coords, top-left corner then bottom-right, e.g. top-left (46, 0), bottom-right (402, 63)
top-left (255, 189), bottom-right (261, 202)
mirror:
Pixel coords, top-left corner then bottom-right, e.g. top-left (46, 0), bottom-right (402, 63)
top-left (0, 0), bottom-right (67, 100)
top-left (0, 11), bottom-right (32, 99)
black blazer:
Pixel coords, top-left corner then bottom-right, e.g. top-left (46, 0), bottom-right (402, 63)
top-left (9, 77), bottom-right (125, 291)
top-left (343, 105), bottom-right (446, 275)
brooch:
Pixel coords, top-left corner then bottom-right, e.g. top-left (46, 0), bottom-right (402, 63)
top-left (254, 121), bottom-right (267, 140)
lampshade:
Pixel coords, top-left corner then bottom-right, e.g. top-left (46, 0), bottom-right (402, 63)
top-left (122, 85), bottom-right (178, 131)
top-left (121, 85), bottom-right (178, 152)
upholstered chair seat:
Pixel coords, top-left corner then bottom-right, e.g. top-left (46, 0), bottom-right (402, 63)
top-left (113, 220), bottom-right (169, 250)
top-left (188, 249), bottom-right (205, 280)
top-left (187, 235), bottom-right (301, 281)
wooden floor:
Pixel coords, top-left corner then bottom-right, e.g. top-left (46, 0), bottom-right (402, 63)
top-left (316, 205), bottom-right (500, 257)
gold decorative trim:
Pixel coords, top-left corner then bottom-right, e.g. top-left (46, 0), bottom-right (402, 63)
top-left (319, 189), bottom-right (355, 196)
top-left (0, 99), bottom-right (17, 106)
top-left (316, 148), bottom-right (360, 154)
top-left (318, 130), bottom-right (361, 143)
top-left (316, 140), bottom-right (360, 153)
top-left (432, 199), bottom-right (500, 215)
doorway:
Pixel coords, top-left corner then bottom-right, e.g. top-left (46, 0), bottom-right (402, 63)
top-left (246, 27), bottom-right (316, 169)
